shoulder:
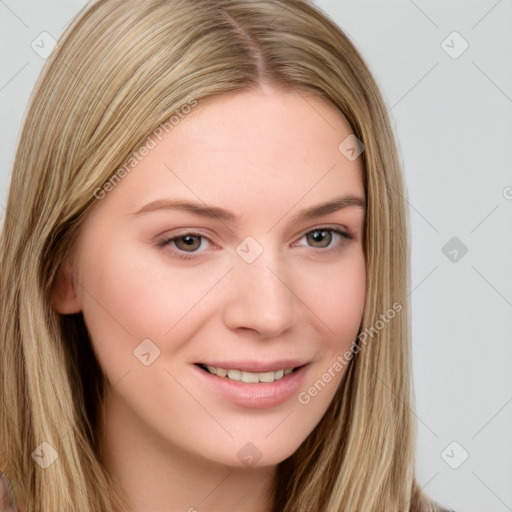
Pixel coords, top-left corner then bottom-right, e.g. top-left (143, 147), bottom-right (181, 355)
top-left (0, 471), bottom-right (19, 512)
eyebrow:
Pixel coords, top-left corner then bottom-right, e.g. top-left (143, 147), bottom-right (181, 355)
top-left (131, 194), bottom-right (365, 224)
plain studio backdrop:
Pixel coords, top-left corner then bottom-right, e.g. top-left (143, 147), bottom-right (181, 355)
top-left (1, 1), bottom-right (511, 511)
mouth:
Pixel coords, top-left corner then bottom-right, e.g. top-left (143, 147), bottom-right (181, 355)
top-left (195, 363), bottom-right (301, 384)
top-left (193, 360), bottom-right (309, 409)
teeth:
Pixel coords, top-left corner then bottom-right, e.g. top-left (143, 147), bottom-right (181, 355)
top-left (259, 371), bottom-right (275, 383)
top-left (227, 369), bottom-right (241, 381)
top-left (241, 371), bottom-right (260, 383)
top-left (203, 365), bottom-right (295, 383)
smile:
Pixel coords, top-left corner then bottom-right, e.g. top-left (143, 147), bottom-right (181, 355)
top-left (199, 363), bottom-right (294, 383)
top-left (193, 361), bottom-right (309, 408)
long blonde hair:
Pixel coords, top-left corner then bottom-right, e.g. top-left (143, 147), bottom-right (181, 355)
top-left (0, 1), bottom-right (442, 510)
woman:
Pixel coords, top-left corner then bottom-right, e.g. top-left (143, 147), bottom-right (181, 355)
top-left (0, 0), bottom-right (455, 510)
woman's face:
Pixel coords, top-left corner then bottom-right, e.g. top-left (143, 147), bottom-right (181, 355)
top-left (58, 85), bottom-right (366, 468)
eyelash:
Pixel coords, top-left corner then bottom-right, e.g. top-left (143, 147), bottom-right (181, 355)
top-left (157, 227), bottom-right (352, 261)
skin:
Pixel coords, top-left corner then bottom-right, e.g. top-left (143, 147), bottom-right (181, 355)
top-left (52, 84), bottom-right (366, 512)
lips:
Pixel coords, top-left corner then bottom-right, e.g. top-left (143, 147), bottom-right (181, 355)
top-left (193, 361), bottom-right (309, 409)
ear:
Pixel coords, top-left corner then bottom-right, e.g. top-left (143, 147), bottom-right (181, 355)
top-left (50, 261), bottom-right (82, 314)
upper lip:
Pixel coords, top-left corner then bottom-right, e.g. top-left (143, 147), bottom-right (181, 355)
top-left (194, 360), bottom-right (308, 373)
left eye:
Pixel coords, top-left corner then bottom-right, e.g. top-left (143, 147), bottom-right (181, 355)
top-left (296, 228), bottom-right (350, 249)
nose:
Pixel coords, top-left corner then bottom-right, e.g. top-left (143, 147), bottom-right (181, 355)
top-left (221, 248), bottom-right (299, 339)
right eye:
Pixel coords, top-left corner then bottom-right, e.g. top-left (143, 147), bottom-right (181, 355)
top-left (157, 231), bottom-right (216, 260)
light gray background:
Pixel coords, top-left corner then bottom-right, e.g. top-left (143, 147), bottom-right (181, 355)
top-left (1, 1), bottom-right (511, 511)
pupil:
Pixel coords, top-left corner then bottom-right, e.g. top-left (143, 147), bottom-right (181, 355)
top-left (178, 235), bottom-right (200, 251)
top-left (309, 230), bottom-right (331, 247)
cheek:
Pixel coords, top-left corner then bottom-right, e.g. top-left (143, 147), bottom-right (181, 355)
top-left (293, 249), bottom-right (365, 407)
top-left (299, 249), bottom-right (366, 345)
top-left (75, 236), bottom-right (231, 367)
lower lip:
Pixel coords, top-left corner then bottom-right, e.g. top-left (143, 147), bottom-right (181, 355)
top-left (193, 364), bottom-right (309, 409)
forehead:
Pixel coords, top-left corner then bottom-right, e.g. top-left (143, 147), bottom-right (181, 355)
top-left (95, 86), bottom-right (364, 221)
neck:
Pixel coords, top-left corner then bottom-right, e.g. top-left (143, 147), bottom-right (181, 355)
top-left (100, 391), bottom-right (276, 512)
